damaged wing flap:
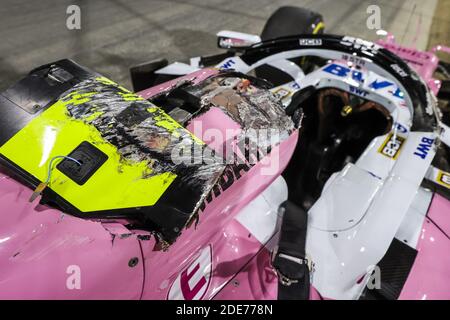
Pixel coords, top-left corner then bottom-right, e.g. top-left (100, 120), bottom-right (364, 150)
top-left (0, 60), bottom-right (225, 243)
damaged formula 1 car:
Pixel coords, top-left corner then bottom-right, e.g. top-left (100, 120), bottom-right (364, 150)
top-left (0, 6), bottom-right (449, 300)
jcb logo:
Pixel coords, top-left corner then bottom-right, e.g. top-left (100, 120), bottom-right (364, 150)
top-left (273, 88), bottom-right (292, 100)
top-left (378, 133), bottom-right (405, 159)
top-left (437, 171), bottom-right (450, 189)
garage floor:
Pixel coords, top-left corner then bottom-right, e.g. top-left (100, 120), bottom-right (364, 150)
top-left (0, 0), bottom-right (447, 91)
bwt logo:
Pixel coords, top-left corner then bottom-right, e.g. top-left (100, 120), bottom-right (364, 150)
top-left (168, 246), bottom-right (212, 300)
top-left (322, 63), bottom-right (405, 100)
top-left (349, 85), bottom-right (368, 97)
top-left (220, 59), bottom-right (236, 70)
top-left (414, 137), bottom-right (434, 160)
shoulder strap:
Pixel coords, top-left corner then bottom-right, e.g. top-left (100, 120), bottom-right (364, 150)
top-left (272, 200), bottom-right (311, 300)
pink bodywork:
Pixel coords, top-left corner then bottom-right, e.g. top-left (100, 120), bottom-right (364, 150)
top-left (210, 40), bottom-right (450, 300)
top-left (0, 173), bottom-right (144, 299)
top-left (137, 130), bottom-right (298, 299)
top-left (214, 193), bottom-right (450, 301)
top-left (0, 67), bottom-right (300, 299)
top-left (400, 195), bottom-right (450, 300)
top-left (375, 42), bottom-right (450, 300)
top-left (377, 37), bottom-right (445, 96)
top-left (0, 39), bottom-right (449, 300)
top-left (137, 72), bottom-right (299, 299)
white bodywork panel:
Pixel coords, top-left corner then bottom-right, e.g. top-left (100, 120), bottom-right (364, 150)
top-left (215, 56), bottom-right (250, 72)
top-left (306, 131), bottom-right (436, 300)
top-left (309, 164), bottom-right (383, 232)
top-left (235, 176), bottom-right (287, 245)
top-left (266, 59), bottom-right (305, 82)
top-left (155, 44), bottom-right (443, 300)
top-left (155, 62), bottom-right (200, 75)
top-left (213, 56), bottom-right (439, 299)
top-left (216, 30), bottom-right (261, 48)
top-left (395, 187), bottom-right (432, 249)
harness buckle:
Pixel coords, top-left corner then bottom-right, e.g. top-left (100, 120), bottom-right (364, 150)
top-left (271, 247), bottom-right (313, 286)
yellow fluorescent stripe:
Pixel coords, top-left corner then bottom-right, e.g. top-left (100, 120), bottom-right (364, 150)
top-left (313, 21), bottom-right (325, 34)
top-left (0, 99), bottom-right (177, 212)
top-left (0, 74), bottom-right (213, 214)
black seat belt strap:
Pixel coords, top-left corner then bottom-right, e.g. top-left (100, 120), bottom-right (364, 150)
top-left (272, 200), bottom-right (311, 300)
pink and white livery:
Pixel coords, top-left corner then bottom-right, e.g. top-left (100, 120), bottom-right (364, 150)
top-left (0, 6), bottom-right (449, 300)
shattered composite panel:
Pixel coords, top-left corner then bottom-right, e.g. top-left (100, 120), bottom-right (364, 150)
top-left (0, 61), bottom-right (295, 244)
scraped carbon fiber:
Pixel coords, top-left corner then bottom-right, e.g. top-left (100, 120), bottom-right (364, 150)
top-left (0, 60), bottom-right (296, 244)
top-left (360, 239), bottom-right (417, 300)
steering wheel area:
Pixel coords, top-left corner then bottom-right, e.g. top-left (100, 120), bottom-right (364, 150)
top-left (236, 34), bottom-right (438, 209)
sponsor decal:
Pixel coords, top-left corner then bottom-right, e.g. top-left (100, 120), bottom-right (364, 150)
top-left (273, 87), bottom-right (292, 100)
top-left (391, 64), bottom-right (408, 78)
top-left (219, 38), bottom-right (235, 48)
top-left (219, 37), bottom-right (252, 49)
top-left (219, 59), bottom-right (236, 70)
top-left (378, 133), bottom-right (405, 159)
top-left (341, 54), bottom-right (366, 66)
top-left (198, 162), bottom-right (252, 212)
top-left (414, 137), bottom-right (434, 159)
top-left (340, 36), bottom-right (382, 53)
top-left (168, 246), bottom-right (212, 300)
top-left (219, 38), bottom-right (239, 48)
top-left (382, 43), bottom-right (431, 60)
top-left (290, 82), bottom-right (301, 90)
top-left (437, 170), bottom-right (450, 189)
top-left (323, 63), bottom-right (351, 77)
top-left (299, 38), bottom-right (322, 46)
top-left (394, 122), bottom-right (408, 134)
top-left (349, 85), bottom-right (368, 97)
top-left (322, 63), bottom-right (405, 100)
